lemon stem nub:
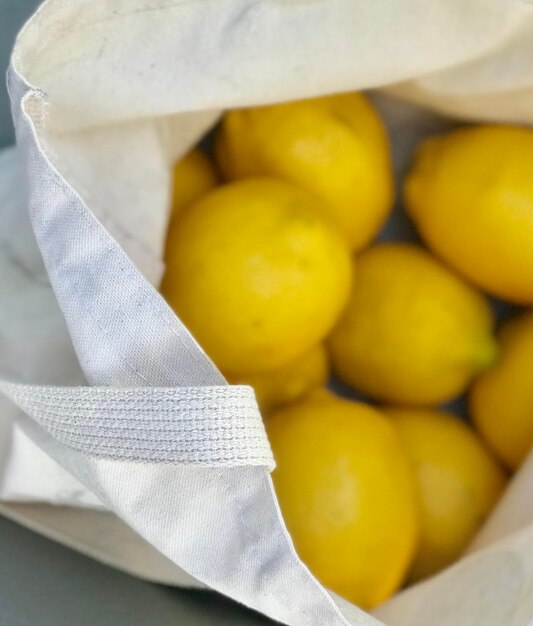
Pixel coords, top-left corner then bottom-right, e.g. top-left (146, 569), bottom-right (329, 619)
top-left (476, 338), bottom-right (499, 372)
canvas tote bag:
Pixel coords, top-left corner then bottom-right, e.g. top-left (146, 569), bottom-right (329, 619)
top-left (2, 1), bottom-right (533, 624)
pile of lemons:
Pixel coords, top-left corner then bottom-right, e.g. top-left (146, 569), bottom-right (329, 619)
top-left (162, 94), bottom-right (533, 609)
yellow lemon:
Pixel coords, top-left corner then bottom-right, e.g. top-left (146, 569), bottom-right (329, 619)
top-left (170, 148), bottom-right (217, 215)
top-left (216, 93), bottom-right (393, 250)
top-left (266, 391), bottom-right (419, 609)
top-left (405, 125), bottom-right (533, 303)
top-left (470, 311), bottom-right (533, 470)
top-left (386, 408), bottom-right (506, 582)
top-left (328, 243), bottom-right (497, 405)
top-left (229, 344), bottom-right (329, 413)
top-left (162, 178), bottom-right (352, 376)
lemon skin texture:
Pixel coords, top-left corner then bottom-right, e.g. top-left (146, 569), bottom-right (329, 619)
top-left (470, 311), bottom-right (533, 470)
top-left (216, 93), bottom-right (393, 250)
top-left (266, 391), bottom-right (419, 609)
top-left (229, 344), bottom-right (329, 413)
top-left (163, 178), bottom-right (352, 376)
top-left (387, 408), bottom-right (506, 582)
top-left (405, 125), bottom-right (533, 303)
top-left (171, 148), bottom-right (218, 216)
top-left (328, 243), bottom-right (497, 406)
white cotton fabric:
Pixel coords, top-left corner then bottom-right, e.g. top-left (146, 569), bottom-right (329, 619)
top-left (0, 382), bottom-right (274, 467)
top-left (0, 146), bottom-right (100, 507)
top-left (2, 1), bottom-right (533, 624)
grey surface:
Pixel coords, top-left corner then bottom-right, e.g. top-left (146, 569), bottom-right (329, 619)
top-left (0, 0), bottom-right (36, 147)
top-left (0, 2), bottom-right (274, 624)
top-left (0, 515), bottom-right (272, 626)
